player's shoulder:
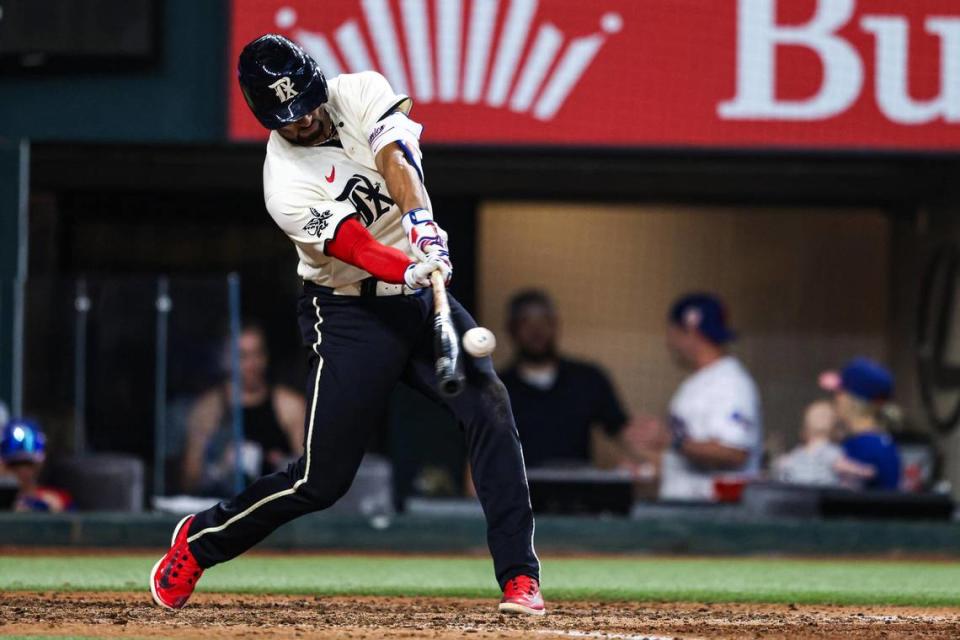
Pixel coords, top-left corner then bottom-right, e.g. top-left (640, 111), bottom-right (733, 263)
top-left (329, 71), bottom-right (412, 120)
top-left (711, 356), bottom-right (757, 391)
top-left (330, 70), bottom-right (387, 93)
top-left (330, 71), bottom-right (389, 99)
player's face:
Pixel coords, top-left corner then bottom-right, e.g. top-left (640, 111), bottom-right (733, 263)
top-left (511, 305), bottom-right (558, 362)
top-left (665, 324), bottom-right (695, 369)
top-left (278, 106), bottom-right (336, 146)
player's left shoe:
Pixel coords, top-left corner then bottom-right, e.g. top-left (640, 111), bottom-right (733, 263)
top-left (498, 575), bottom-right (545, 615)
top-left (150, 514), bottom-right (204, 610)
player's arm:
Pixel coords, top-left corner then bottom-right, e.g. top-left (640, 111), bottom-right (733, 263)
top-left (368, 111), bottom-right (450, 275)
top-left (266, 195), bottom-right (448, 289)
top-left (375, 142), bottom-right (450, 274)
top-left (671, 401), bottom-right (754, 470)
top-left (677, 439), bottom-right (749, 469)
top-left (375, 142), bottom-right (429, 215)
top-left (326, 216), bottom-right (449, 288)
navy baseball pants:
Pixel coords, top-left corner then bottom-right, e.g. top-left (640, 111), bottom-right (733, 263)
top-left (186, 282), bottom-right (539, 588)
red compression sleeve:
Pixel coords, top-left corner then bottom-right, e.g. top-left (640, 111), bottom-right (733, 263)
top-left (326, 217), bottom-right (411, 284)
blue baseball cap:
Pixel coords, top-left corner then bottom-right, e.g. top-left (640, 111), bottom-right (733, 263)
top-left (819, 357), bottom-right (894, 402)
top-left (0, 418), bottom-right (46, 464)
top-left (669, 293), bottom-right (736, 344)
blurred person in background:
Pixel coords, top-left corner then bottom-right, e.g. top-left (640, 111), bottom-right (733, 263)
top-left (1, 418), bottom-right (73, 512)
top-left (181, 322), bottom-right (305, 495)
top-left (773, 400), bottom-right (873, 487)
top-left (773, 400), bottom-right (843, 486)
top-left (499, 289), bottom-right (638, 468)
top-left (820, 357), bottom-right (901, 491)
top-left (631, 293), bottom-right (763, 501)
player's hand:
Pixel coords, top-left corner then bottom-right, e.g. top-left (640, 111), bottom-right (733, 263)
top-left (402, 208), bottom-right (452, 267)
top-left (404, 254), bottom-right (452, 289)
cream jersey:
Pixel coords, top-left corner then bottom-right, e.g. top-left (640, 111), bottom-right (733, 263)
top-left (263, 71), bottom-right (420, 288)
top-left (659, 356), bottom-right (763, 501)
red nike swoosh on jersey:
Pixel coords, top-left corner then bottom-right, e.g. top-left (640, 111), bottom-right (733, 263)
top-left (325, 166), bottom-right (335, 183)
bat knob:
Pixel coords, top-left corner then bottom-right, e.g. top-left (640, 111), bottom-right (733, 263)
top-left (440, 378), bottom-right (464, 397)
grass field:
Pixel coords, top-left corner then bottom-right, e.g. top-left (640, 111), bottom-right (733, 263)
top-left (2, 553), bottom-right (959, 607)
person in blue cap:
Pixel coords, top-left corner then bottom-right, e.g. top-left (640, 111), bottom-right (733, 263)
top-left (819, 357), bottom-right (901, 490)
top-left (656, 293), bottom-right (763, 501)
top-left (0, 418), bottom-right (73, 512)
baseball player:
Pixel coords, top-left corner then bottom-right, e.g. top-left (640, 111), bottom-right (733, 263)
top-left (659, 294), bottom-right (763, 501)
top-left (150, 35), bottom-right (543, 615)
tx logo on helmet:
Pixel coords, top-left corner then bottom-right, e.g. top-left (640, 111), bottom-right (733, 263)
top-left (336, 175), bottom-right (395, 226)
top-left (268, 77), bottom-right (299, 102)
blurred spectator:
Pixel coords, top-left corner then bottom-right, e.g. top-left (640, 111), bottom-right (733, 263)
top-left (498, 290), bottom-right (635, 468)
top-left (820, 357), bottom-right (901, 491)
top-left (773, 400), bottom-right (845, 486)
top-left (182, 322), bottom-right (306, 495)
top-left (647, 293), bottom-right (763, 501)
top-left (1, 418), bottom-right (73, 512)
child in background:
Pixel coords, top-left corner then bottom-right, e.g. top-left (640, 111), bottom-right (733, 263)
top-left (0, 419), bottom-right (73, 512)
top-left (774, 400), bottom-right (844, 486)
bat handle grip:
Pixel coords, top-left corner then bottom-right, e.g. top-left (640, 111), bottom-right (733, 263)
top-left (431, 270), bottom-right (450, 314)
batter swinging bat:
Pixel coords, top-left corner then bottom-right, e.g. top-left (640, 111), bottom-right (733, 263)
top-left (431, 270), bottom-right (465, 397)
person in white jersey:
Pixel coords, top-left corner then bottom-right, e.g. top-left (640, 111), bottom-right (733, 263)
top-left (150, 34), bottom-right (542, 616)
top-left (658, 293), bottom-right (763, 501)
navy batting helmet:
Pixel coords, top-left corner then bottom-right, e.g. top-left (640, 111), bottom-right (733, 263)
top-left (238, 34), bottom-right (328, 130)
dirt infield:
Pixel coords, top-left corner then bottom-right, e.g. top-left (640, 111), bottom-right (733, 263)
top-left (2, 592), bottom-right (959, 639)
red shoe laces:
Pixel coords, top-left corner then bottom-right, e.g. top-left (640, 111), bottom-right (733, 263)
top-left (170, 547), bottom-right (201, 586)
top-left (508, 576), bottom-right (536, 596)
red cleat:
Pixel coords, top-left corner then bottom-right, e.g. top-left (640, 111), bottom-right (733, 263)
top-left (498, 575), bottom-right (545, 616)
top-left (150, 515), bottom-right (204, 610)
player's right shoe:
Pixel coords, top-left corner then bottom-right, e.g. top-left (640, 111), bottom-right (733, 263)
top-left (150, 514), bottom-right (204, 610)
top-left (498, 575), bottom-right (545, 616)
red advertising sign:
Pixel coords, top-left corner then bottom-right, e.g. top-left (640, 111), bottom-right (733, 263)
top-left (229, 0), bottom-right (960, 150)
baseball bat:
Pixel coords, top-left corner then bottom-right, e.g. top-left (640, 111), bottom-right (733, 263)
top-left (431, 270), bottom-right (465, 397)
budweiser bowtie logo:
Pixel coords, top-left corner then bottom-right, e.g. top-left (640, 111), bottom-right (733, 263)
top-left (272, 0), bottom-right (622, 120)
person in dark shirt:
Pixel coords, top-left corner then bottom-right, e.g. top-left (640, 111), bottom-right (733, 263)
top-left (182, 322), bottom-right (306, 495)
top-left (498, 290), bottom-right (631, 468)
top-left (819, 357), bottom-right (901, 490)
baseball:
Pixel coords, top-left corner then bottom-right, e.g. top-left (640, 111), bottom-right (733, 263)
top-left (463, 327), bottom-right (496, 358)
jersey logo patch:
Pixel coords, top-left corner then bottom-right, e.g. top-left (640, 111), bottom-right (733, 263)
top-left (303, 208), bottom-right (332, 236)
top-left (335, 174), bottom-right (394, 226)
top-left (368, 124), bottom-right (385, 144)
top-left (325, 166), bottom-right (336, 183)
top-left (268, 77), bottom-right (299, 102)
top-left (730, 411), bottom-right (755, 431)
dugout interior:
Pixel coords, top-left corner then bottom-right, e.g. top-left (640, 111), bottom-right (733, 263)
top-left (18, 143), bottom-right (960, 506)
